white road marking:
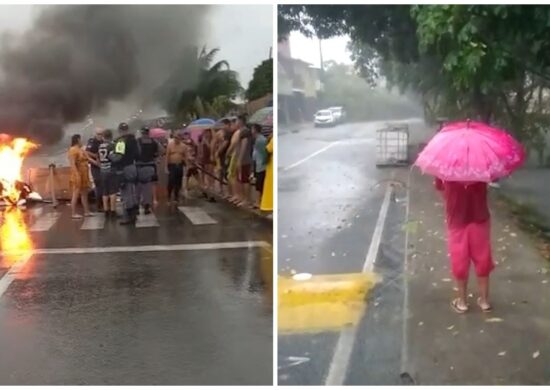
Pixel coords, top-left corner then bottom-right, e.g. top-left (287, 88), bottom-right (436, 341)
top-left (135, 212), bottom-right (160, 228)
top-left (29, 212), bottom-right (61, 232)
top-left (325, 184), bottom-right (393, 386)
top-left (1, 241), bottom-right (270, 256)
top-left (0, 254), bottom-right (32, 298)
top-left (80, 213), bottom-right (106, 230)
top-left (283, 141), bottom-right (339, 171)
top-left (178, 206), bottom-right (217, 225)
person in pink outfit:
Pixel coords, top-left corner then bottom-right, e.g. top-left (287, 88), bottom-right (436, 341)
top-left (435, 178), bottom-right (494, 313)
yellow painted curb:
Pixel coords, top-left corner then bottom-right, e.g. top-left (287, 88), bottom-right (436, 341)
top-left (278, 272), bottom-right (380, 334)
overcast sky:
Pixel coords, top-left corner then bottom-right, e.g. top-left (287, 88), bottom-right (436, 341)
top-left (0, 4), bottom-right (272, 87)
top-left (289, 31), bottom-right (352, 68)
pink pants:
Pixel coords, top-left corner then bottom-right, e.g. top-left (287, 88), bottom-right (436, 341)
top-left (447, 220), bottom-right (494, 280)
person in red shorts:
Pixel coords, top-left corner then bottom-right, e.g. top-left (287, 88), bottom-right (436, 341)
top-left (435, 178), bottom-right (494, 313)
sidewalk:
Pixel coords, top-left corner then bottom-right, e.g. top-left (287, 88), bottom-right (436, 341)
top-left (499, 168), bottom-right (550, 232)
top-left (403, 170), bottom-right (550, 385)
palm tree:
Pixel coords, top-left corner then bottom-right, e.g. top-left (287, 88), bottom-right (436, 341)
top-left (156, 46), bottom-right (242, 119)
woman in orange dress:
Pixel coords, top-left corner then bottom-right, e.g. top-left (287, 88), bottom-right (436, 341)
top-left (68, 134), bottom-right (93, 219)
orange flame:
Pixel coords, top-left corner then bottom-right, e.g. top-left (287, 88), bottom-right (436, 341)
top-left (0, 208), bottom-right (33, 265)
top-left (0, 137), bottom-right (37, 204)
top-left (0, 136), bottom-right (36, 265)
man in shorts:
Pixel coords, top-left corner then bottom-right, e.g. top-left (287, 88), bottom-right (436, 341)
top-left (182, 131), bottom-right (199, 197)
top-left (165, 131), bottom-right (188, 205)
top-left (251, 124), bottom-right (268, 209)
top-left (97, 129), bottom-right (118, 217)
top-left (226, 116), bottom-right (244, 203)
top-left (237, 125), bottom-right (253, 207)
top-left (215, 119), bottom-right (232, 196)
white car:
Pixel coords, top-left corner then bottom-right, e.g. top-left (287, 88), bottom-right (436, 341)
top-left (314, 110), bottom-right (336, 127)
top-left (329, 106), bottom-right (345, 123)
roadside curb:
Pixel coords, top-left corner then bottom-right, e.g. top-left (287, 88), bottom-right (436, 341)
top-left (279, 122), bottom-right (312, 135)
top-left (203, 189), bottom-right (272, 224)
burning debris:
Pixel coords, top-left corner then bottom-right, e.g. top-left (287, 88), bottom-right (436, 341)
top-left (0, 135), bottom-right (38, 206)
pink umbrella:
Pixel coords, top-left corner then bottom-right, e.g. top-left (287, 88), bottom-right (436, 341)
top-left (415, 120), bottom-right (525, 182)
top-left (150, 128), bottom-right (168, 139)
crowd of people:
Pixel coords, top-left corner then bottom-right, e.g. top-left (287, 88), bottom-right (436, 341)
top-left (67, 114), bottom-right (273, 225)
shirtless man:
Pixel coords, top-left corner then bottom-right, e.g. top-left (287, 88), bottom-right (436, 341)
top-left (213, 119), bottom-right (232, 196)
top-left (226, 116), bottom-right (244, 203)
top-left (165, 131), bottom-right (188, 205)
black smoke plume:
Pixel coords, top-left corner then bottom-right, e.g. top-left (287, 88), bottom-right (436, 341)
top-left (0, 5), bottom-right (208, 144)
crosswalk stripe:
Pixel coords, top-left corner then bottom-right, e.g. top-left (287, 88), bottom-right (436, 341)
top-left (80, 213), bottom-right (106, 230)
top-left (29, 212), bottom-right (61, 232)
top-left (135, 212), bottom-right (160, 228)
top-left (178, 206), bottom-right (217, 225)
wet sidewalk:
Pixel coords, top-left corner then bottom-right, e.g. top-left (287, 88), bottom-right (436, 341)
top-left (403, 170), bottom-right (550, 385)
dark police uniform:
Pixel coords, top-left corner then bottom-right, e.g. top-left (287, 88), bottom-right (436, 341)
top-left (136, 135), bottom-right (159, 211)
top-left (111, 133), bottom-right (139, 223)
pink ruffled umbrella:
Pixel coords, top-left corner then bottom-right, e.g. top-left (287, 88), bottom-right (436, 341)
top-left (415, 120), bottom-right (525, 182)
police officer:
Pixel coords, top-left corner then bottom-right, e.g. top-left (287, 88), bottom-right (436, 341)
top-left (136, 127), bottom-right (159, 215)
top-left (111, 122), bottom-right (139, 225)
top-left (85, 127), bottom-right (104, 211)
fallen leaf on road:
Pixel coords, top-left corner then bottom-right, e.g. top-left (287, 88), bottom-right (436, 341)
top-left (432, 283), bottom-right (438, 287)
top-left (486, 317), bottom-right (504, 323)
top-left (480, 329), bottom-right (485, 334)
top-left (447, 325), bottom-right (455, 330)
top-left (450, 366), bottom-right (454, 371)
top-left (418, 321), bottom-right (424, 326)
top-left (429, 267), bottom-right (434, 272)
top-left (442, 278), bottom-right (452, 282)
top-left (510, 233), bottom-right (517, 237)
top-left (498, 351), bottom-right (507, 357)
top-left (498, 238), bottom-right (504, 242)
top-left (542, 280), bottom-right (548, 284)
top-left (533, 351), bottom-right (540, 359)
top-left (331, 252), bottom-right (335, 257)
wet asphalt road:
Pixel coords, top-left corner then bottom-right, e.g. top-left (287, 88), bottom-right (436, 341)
top-left (0, 198), bottom-right (273, 385)
top-left (278, 119), bottom-right (422, 385)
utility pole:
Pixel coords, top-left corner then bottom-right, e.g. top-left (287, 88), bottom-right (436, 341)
top-left (318, 36), bottom-right (324, 75)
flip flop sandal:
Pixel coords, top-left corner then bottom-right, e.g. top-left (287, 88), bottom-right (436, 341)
top-left (477, 297), bottom-right (493, 312)
top-left (451, 298), bottom-right (469, 314)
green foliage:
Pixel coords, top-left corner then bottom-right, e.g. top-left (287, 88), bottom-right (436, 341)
top-left (156, 46), bottom-right (242, 120)
top-left (246, 59), bottom-right (273, 101)
top-left (278, 5), bottom-right (550, 158)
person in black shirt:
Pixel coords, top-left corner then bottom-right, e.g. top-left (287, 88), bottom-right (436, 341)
top-left (136, 127), bottom-right (159, 215)
top-left (111, 122), bottom-right (139, 225)
top-left (98, 129), bottom-right (118, 217)
top-left (85, 128), bottom-right (103, 211)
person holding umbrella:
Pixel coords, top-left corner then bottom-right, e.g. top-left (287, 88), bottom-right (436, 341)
top-left (415, 120), bottom-right (525, 313)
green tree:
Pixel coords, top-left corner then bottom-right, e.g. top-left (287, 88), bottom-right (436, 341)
top-left (279, 5), bottom-right (550, 145)
top-left (157, 46), bottom-right (242, 119)
top-left (246, 59), bottom-right (273, 101)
